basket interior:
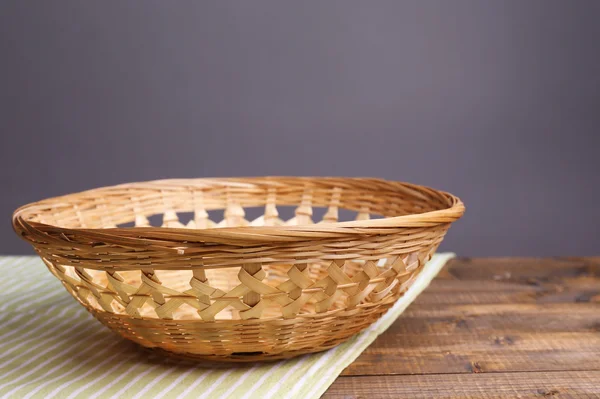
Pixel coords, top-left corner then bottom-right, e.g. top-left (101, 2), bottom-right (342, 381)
top-left (20, 178), bottom-right (453, 230)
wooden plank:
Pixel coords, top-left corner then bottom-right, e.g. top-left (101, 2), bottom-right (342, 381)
top-left (344, 331), bottom-right (600, 376)
top-left (406, 303), bottom-right (600, 317)
top-left (380, 305), bottom-right (600, 335)
top-left (324, 370), bottom-right (600, 398)
top-left (426, 275), bottom-right (600, 294)
top-left (411, 256), bottom-right (600, 306)
top-left (415, 282), bottom-right (600, 305)
top-left (413, 257), bottom-right (600, 304)
top-left (439, 257), bottom-right (600, 282)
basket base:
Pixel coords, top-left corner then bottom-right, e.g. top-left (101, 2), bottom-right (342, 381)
top-left (90, 301), bottom-right (394, 362)
top-left (140, 343), bottom-right (340, 363)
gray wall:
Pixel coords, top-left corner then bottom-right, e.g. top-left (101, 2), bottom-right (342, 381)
top-left (1, 1), bottom-right (599, 256)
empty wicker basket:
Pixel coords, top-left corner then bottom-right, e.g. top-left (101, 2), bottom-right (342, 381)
top-left (13, 177), bottom-right (464, 361)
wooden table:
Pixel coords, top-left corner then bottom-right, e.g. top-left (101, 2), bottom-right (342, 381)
top-left (323, 257), bottom-right (600, 398)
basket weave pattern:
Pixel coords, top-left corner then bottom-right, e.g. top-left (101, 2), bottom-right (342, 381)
top-left (13, 177), bottom-right (464, 361)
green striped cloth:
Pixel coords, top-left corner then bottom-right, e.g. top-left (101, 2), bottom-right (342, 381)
top-left (0, 253), bottom-right (453, 399)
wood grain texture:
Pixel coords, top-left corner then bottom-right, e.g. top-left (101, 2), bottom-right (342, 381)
top-left (327, 257), bottom-right (600, 398)
top-left (324, 371), bottom-right (600, 398)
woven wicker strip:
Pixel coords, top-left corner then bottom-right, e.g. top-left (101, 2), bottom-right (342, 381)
top-left (13, 177), bottom-right (464, 361)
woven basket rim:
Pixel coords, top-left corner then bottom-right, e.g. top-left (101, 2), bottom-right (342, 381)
top-left (13, 176), bottom-right (465, 245)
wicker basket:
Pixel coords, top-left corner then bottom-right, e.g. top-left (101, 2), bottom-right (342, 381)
top-left (13, 177), bottom-right (464, 362)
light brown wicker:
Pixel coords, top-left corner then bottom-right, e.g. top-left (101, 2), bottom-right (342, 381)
top-left (13, 177), bottom-right (464, 362)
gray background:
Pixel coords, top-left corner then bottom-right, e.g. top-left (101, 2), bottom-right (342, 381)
top-left (1, 1), bottom-right (599, 256)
